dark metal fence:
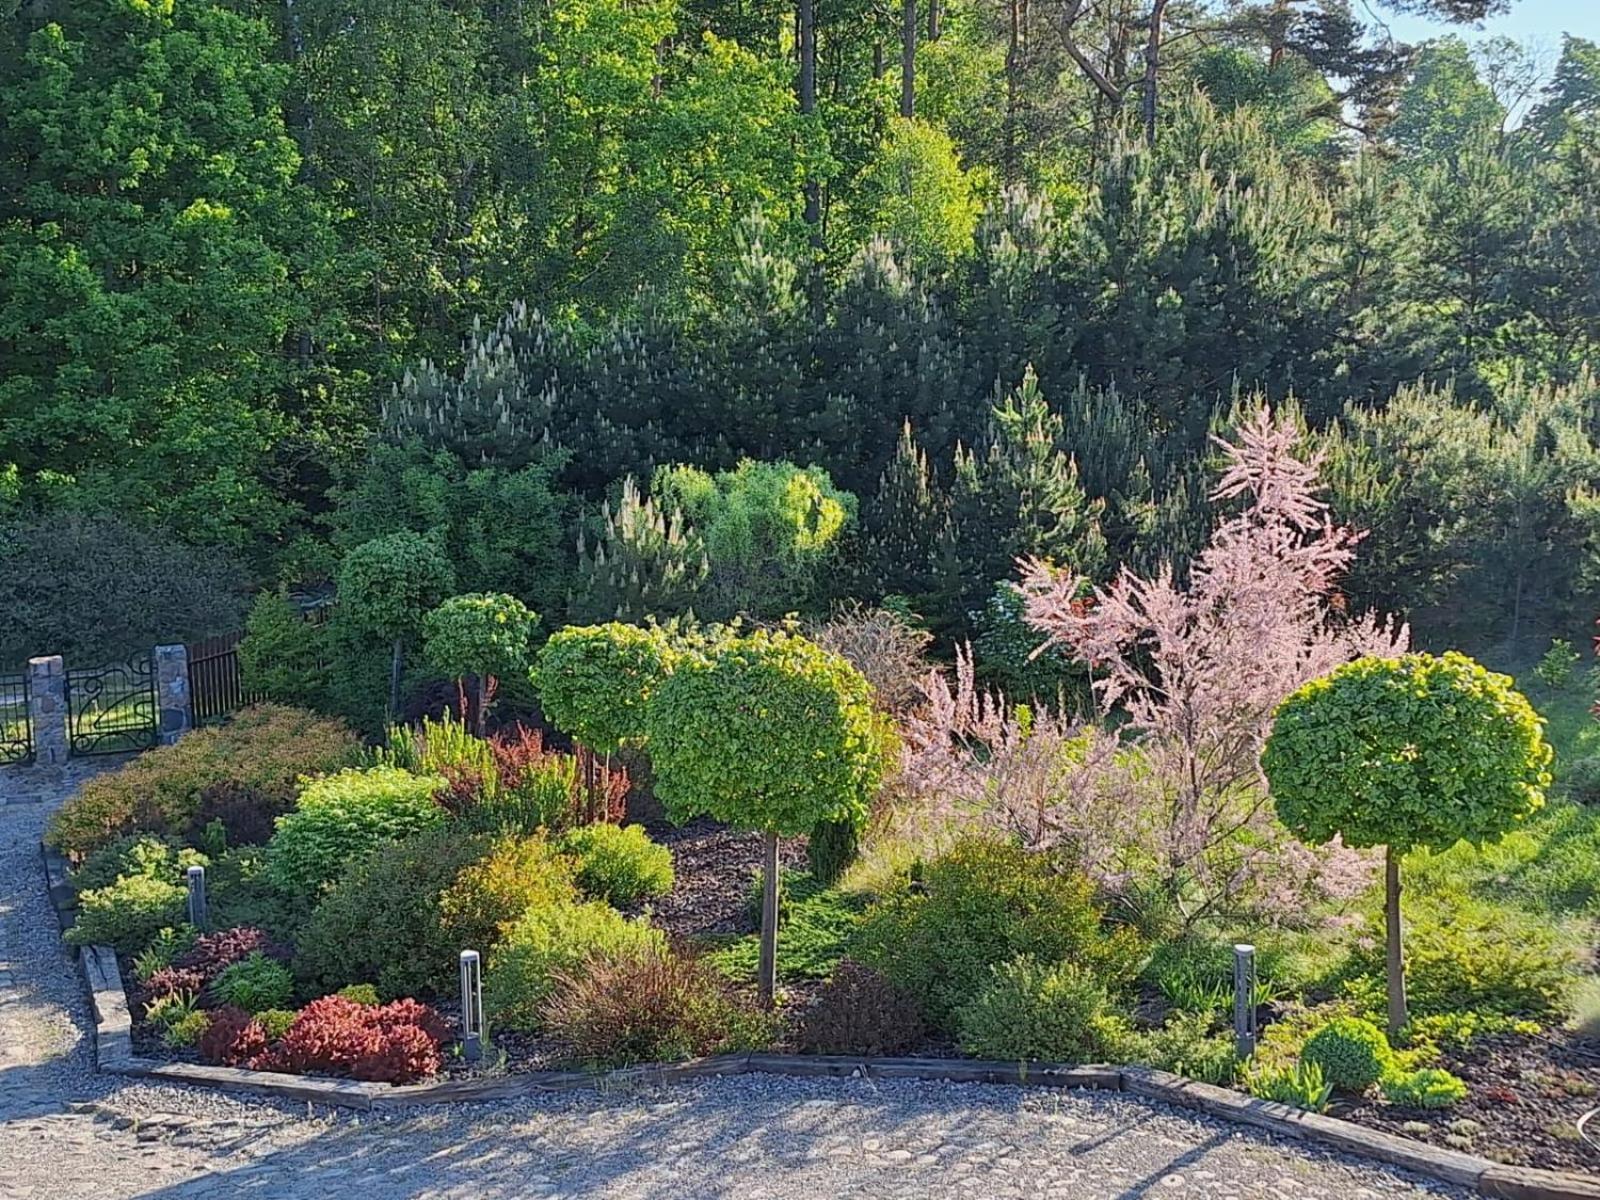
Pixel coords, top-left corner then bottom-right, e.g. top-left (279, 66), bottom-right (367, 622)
top-left (66, 656), bottom-right (159, 755)
top-left (0, 673), bottom-right (31, 765)
top-left (187, 632), bottom-right (262, 726)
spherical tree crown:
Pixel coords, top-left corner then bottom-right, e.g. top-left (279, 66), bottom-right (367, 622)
top-left (422, 592), bottom-right (538, 682)
top-left (1263, 651), bottom-right (1550, 854)
top-left (532, 622), bottom-right (676, 754)
top-left (645, 629), bottom-right (887, 836)
top-left (336, 532), bottom-right (455, 641)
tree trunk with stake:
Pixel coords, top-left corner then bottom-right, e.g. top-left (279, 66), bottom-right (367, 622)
top-left (757, 830), bottom-right (780, 1007)
top-left (1385, 845), bottom-right (1408, 1038)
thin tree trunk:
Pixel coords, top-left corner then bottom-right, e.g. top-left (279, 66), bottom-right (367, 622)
top-left (1004, 0), bottom-right (1022, 184)
top-left (1141, 0), bottom-right (1170, 145)
top-left (928, 0), bottom-right (940, 41)
top-left (758, 831), bottom-right (781, 1007)
top-left (901, 0), bottom-right (916, 118)
top-left (1385, 846), bottom-right (1407, 1038)
top-left (475, 675), bottom-right (489, 737)
top-left (389, 637), bottom-right (404, 722)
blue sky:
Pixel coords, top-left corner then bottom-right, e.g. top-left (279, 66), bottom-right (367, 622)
top-left (1377, 0), bottom-right (1600, 50)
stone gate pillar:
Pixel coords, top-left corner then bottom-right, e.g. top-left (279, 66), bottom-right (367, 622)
top-left (154, 644), bottom-right (191, 745)
top-left (27, 655), bottom-right (68, 767)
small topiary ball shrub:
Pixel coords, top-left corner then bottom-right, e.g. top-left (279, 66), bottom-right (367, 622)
top-left (534, 623), bottom-right (677, 755)
top-left (267, 766), bottom-right (445, 895)
top-left (1300, 1016), bottom-right (1393, 1092)
top-left (210, 951), bottom-right (296, 1014)
top-left (485, 901), bottom-right (666, 1031)
top-left (556, 823), bottom-right (674, 906)
top-left (66, 874), bottom-right (187, 954)
top-left (955, 955), bottom-right (1124, 1063)
top-left (294, 826), bottom-right (490, 1001)
top-left (437, 834), bottom-right (579, 953)
top-left (1380, 1066), bottom-right (1468, 1109)
top-left (69, 835), bottom-right (208, 894)
top-left (852, 837), bottom-right (1143, 1032)
top-left (198, 1006), bottom-right (271, 1067)
top-left (798, 960), bottom-right (925, 1056)
top-left (255, 995), bottom-right (449, 1084)
top-left (541, 943), bottom-right (774, 1069)
top-left (46, 705), bottom-right (363, 860)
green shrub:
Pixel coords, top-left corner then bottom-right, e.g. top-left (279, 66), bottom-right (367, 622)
top-left (336, 985), bottom-right (380, 1006)
top-left (485, 901), bottom-right (665, 1031)
top-left (1244, 1061), bottom-right (1331, 1112)
top-left (239, 589), bottom-right (331, 710)
top-left (956, 956), bottom-right (1122, 1063)
top-left (541, 943), bottom-right (773, 1068)
top-left (163, 1009), bottom-right (212, 1050)
top-left (853, 837), bottom-right (1142, 1031)
top-left (205, 847), bottom-right (306, 943)
top-left (534, 622), bottom-right (677, 753)
top-left (1118, 1011), bottom-right (1239, 1085)
top-left (295, 826), bottom-right (489, 1000)
top-left (131, 926), bottom-right (198, 983)
top-left (1301, 1016), bottom-right (1393, 1092)
top-left (1535, 639), bottom-right (1581, 691)
top-left (1561, 757), bottom-right (1600, 806)
top-left (1380, 1066), bottom-right (1468, 1109)
top-left (267, 766), bottom-right (445, 895)
top-left (47, 705), bottom-right (363, 859)
top-left (437, 834), bottom-right (579, 953)
top-left (66, 874), bottom-right (187, 955)
top-left (211, 952), bottom-right (296, 1014)
top-left (807, 816), bottom-right (862, 885)
top-left (257, 1008), bottom-right (298, 1040)
top-left (556, 823), bottom-right (674, 905)
top-left (70, 836), bottom-right (208, 894)
top-left (1343, 899), bottom-right (1573, 1019)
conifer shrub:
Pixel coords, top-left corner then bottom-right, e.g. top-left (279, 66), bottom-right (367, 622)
top-left (66, 874), bottom-right (187, 954)
top-left (556, 823), bottom-right (673, 905)
top-left (266, 766), bottom-right (445, 895)
top-left (1380, 1067), bottom-right (1468, 1109)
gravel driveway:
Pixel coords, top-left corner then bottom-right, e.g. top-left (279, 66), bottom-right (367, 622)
top-left (0, 765), bottom-right (1469, 1200)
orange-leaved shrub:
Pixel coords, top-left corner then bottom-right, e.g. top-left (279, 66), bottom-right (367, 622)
top-left (47, 706), bottom-right (362, 859)
top-left (253, 995), bottom-right (449, 1084)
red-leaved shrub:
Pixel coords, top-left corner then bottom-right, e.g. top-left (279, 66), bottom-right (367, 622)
top-left (252, 995), bottom-right (447, 1084)
top-left (198, 1006), bottom-right (270, 1066)
top-left (176, 926), bottom-right (289, 982)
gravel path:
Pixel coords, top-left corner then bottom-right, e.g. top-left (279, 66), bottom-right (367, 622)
top-left (0, 765), bottom-right (1471, 1200)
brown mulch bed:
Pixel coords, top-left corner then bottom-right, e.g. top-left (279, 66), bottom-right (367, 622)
top-left (1339, 1028), bottom-right (1600, 1172)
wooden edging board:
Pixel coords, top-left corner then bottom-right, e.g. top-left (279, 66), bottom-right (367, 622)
top-left (48, 843), bottom-right (1598, 1200)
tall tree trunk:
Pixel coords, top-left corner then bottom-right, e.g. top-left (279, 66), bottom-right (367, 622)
top-left (388, 637), bottom-right (404, 722)
top-left (1141, 0), bottom-right (1170, 145)
top-left (928, 0), bottom-right (940, 41)
top-left (874, 41), bottom-right (885, 80)
top-left (1385, 846), bottom-right (1407, 1038)
top-left (757, 831), bottom-right (781, 1007)
top-left (1003, 0), bottom-right (1023, 184)
top-left (799, 0), bottom-right (820, 243)
top-left (901, 0), bottom-right (916, 118)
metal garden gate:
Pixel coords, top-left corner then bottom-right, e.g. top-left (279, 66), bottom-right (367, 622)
top-left (66, 655), bottom-right (159, 755)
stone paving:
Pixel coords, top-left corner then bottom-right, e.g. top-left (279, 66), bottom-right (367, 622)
top-left (0, 763), bottom-right (1472, 1200)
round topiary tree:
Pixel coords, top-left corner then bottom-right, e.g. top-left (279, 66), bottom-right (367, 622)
top-left (422, 593), bottom-right (539, 734)
top-left (532, 622), bottom-right (676, 754)
top-left (336, 533), bottom-right (456, 719)
top-left (646, 629), bottom-right (887, 1005)
top-left (1263, 652), bottom-right (1550, 1035)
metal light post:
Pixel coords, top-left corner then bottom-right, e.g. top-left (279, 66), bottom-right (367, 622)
top-left (186, 865), bottom-right (207, 930)
top-left (1233, 943), bottom-right (1258, 1060)
top-left (460, 949), bottom-right (484, 1063)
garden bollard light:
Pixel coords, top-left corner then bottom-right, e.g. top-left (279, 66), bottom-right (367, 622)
top-left (1233, 943), bottom-right (1257, 1060)
top-left (460, 949), bottom-right (484, 1064)
top-left (186, 865), bottom-right (207, 930)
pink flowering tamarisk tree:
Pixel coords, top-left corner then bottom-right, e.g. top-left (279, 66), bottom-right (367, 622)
top-left (1007, 406), bottom-right (1409, 925)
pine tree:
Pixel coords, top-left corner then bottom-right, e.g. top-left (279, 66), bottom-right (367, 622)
top-left (569, 477), bottom-right (711, 623)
